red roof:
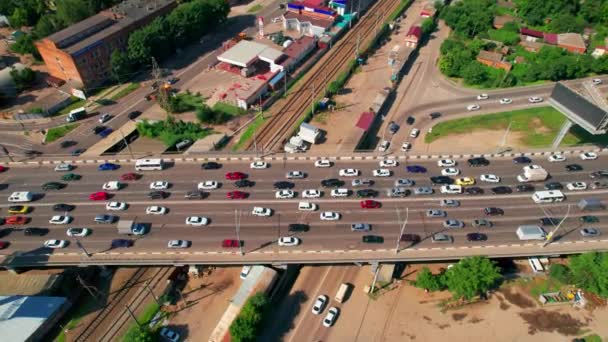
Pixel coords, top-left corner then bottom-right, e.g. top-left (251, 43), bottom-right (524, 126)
top-left (356, 112), bottom-right (375, 131)
top-left (520, 28), bottom-right (544, 38)
top-left (406, 26), bottom-right (422, 39)
top-left (543, 33), bottom-right (558, 45)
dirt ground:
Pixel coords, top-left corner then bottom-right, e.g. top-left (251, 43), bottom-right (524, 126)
top-left (164, 267), bottom-right (243, 341)
top-left (420, 130), bottom-right (528, 154)
top-left (353, 264), bottom-right (608, 342)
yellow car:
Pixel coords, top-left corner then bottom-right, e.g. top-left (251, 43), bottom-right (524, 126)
top-left (8, 205), bottom-right (29, 214)
top-left (455, 177), bottom-right (476, 186)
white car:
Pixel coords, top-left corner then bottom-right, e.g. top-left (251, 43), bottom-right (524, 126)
top-left (566, 182), bottom-right (587, 191)
top-left (106, 201), bottom-right (127, 211)
top-left (298, 202), bottom-right (317, 211)
top-left (66, 228), bottom-right (90, 237)
top-left (276, 190), bottom-right (294, 199)
top-left (441, 168), bottom-right (460, 176)
top-left (548, 154), bottom-right (566, 162)
top-left (320, 211), bottom-right (340, 221)
top-left (168, 240), bottom-right (190, 249)
top-left (467, 104), bottom-right (480, 111)
top-left (323, 307), bottom-right (339, 327)
top-left (499, 98), bottom-right (512, 104)
top-left (278, 236), bottom-right (300, 246)
top-left (198, 181), bottom-right (219, 190)
top-left (286, 171), bottom-right (305, 179)
top-left (54, 163), bottom-right (73, 172)
top-left (302, 189), bottom-right (321, 198)
top-left (149, 181), bottom-right (169, 190)
top-left (146, 206), bottom-right (167, 215)
top-left (44, 240), bottom-right (68, 249)
top-left (252, 207), bottom-right (272, 217)
top-left (528, 96), bottom-right (543, 103)
top-left (250, 161), bottom-right (268, 169)
top-left (440, 185), bottom-right (462, 194)
top-left (159, 327), bottom-right (180, 342)
top-left (410, 128), bottom-right (420, 138)
top-left (477, 94), bottom-right (489, 100)
top-left (480, 174), bottom-right (500, 183)
top-left (339, 168), bottom-right (359, 177)
top-left (401, 142), bottom-right (411, 152)
top-left (437, 159), bottom-right (456, 167)
top-left (315, 159), bottom-right (332, 168)
top-left (102, 181), bottom-right (122, 191)
top-left (580, 152), bottom-right (598, 160)
top-left (49, 215), bottom-right (71, 224)
top-left (185, 216), bottom-right (209, 226)
top-left (379, 159), bottom-right (398, 167)
top-left (372, 169), bottom-right (391, 177)
top-left (272, 16), bottom-right (282, 23)
top-left (312, 295), bottom-right (328, 315)
top-left (99, 113), bottom-right (111, 123)
top-left (378, 140), bottom-right (390, 152)
top-left (592, 78), bottom-right (602, 85)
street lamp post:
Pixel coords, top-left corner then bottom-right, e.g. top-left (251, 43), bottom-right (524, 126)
top-left (395, 208), bottom-right (409, 254)
top-left (235, 209), bottom-right (244, 256)
top-left (76, 239), bottom-right (91, 258)
top-left (542, 204), bottom-right (571, 247)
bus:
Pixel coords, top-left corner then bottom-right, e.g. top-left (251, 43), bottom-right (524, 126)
top-left (532, 190), bottom-right (565, 204)
top-left (135, 158), bottom-right (165, 171)
top-left (66, 107), bottom-right (86, 122)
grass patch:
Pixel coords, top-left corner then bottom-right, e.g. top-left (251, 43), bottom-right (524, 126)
top-left (120, 301), bottom-right (161, 342)
top-left (57, 97), bottom-right (86, 116)
top-left (581, 334), bottom-right (602, 342)
top-left (45, 124), bottom-right (78, 143)
top-left (529, 277), bottom-right (564, 298)
top-left (110, 83), bottom-right (140, 101)
top-left (247, 4), bottom-right (263, 13)
top-left (424, 106), bottom-right (568, 147)
top-left (232, 114), bottom-right (266, 151)
top-left (213, 102), bottom-right (246, 117)
top-left (137, 117), bottom-right (211, 147)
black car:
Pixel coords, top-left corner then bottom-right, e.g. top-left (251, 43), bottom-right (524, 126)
top-left (274, 181), bottom-right (295, 189)
top-left (589, 170), bottom-right (608, 179)
top-left (400, 233), bottom-right (421, 243)
top-left (362, 235), bottom-right (384, 244)
top-left (491, 186), bottom-right (512, 194)
top-left (24, 228), bottom-right (49, 236)
top-left (92, 126), bottom-right (106, 134)
top-left (544, 182), bottom-right (563, 190)
top-left (430, 176), bottom-right (453, 185)
top-left (0, 228), bottom-right (13, 238)
top-left (389, 121), bottom-right (400, 133)
top-left (566, 164), bottom-right (583, 172)
top-left (467, 157), bottom-right (489, 167)
top-left (53, 203), bottom-right (75, 212)
top-left (513, 156), bottom-right (532, 164)
top-left (71, 148), bottom-right (86, 156)
top-left (484, 207), bottom-right (504, 216)
top-left (406, 116), bottom-right (415, 125)
top-left (185, 191), bottom-right (205, 200)
top-left (429, 112), bottom-right (442, 119)
top-left (128, 111), bottom-right (142, 120)
top-left (466, 187), bottom-right (484, 195)
top-left (60, 140), bottom-right (77, 148)
top-left (0, 218), bottom-right (5, 225)
top-left (321, 178), bottom-right (344, 187)
top-left (201, 162), bottom-right (222, 170)
top-left (148, 191), bottom-right (168, 199)
top-left (357, 189), bottom-right (378, 198)
top-left (111, 239), bottom-right (134, 248)
top-left (539, 217), bottom-right (561, 225)
top-left (467, 233), bottom-right (487, 241)
top-left (288, 223), bottom-right (310, 232)
top-left (42, 182), bottom-right (66, 191)
top-left (235, 179), bottom-right (254, 188)
top-left (516, 184), bottom-right (535, 192)
top-left (23, 150), bottom-right (42, 156)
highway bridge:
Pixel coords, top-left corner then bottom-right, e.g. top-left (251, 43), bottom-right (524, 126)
top-left (1, 149), bottom-right (608, 267)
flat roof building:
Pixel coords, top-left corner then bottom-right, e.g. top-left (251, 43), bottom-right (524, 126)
top-left (0, 295), bottom-right (68, 342)
top-left (35, 0), bottom-right (177, 90)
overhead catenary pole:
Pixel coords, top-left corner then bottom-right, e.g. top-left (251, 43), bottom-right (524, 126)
top-left (76, 239), bottom-right (91, 258)
top-left (543, 204), bottom-right (571, 247)
top-left (395, 208), bottom-right (409, 254)
top-left (145, 281), bottom-right (160, 306)
top-left (235, 209), bottom-right (244, 256)
top-left (119, 130), bottom-right (135, 159)
top-left (125, 304), bottom-right (141, 327)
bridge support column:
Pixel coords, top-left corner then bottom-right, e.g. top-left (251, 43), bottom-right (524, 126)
top-left (552, 120), bottom-right (573, 149)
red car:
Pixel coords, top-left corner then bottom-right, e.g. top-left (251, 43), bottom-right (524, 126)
top-left (222, 239), bottom-right (243, 248)
top-left (227, 191), bottom-right (247, 199)
top-left (225, 172), bottom-right (247, 180)
top-left (360, 200), bottom-right (381, 209)
top-left (89, 191), bottom-right (109, 201)
top-left (0, 241), bottom-right (8, 249)
top-left (120, 172), bottom-right (141, 181)
top-left (0, 165), bottom-right (6, 172)
top-left (6, 216), bottom-right (28, 225)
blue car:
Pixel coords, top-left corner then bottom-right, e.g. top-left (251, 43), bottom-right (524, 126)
top-left (99, 128), bottom-right (113, 138)
top-left (406, 165), bottom-right (427, 173)
top-left (98, 162), bottom-right (120, 171)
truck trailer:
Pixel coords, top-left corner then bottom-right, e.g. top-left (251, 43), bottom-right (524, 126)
top-left (516, 225), bottom-right (547, 241)
top-left (298, 123), bottom-right (321, 144)
top-left (517, 165), bottom-right (549, 182)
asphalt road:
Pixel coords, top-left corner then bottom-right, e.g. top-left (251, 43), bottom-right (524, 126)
top-left (1, 154), bottom-right (607, 264)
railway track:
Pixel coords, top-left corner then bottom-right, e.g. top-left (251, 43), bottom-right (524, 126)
top-left (245, 0), bottom-right (401, 152)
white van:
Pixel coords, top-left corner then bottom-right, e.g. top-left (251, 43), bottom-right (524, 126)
top-left (335, 283), bottom-right (350, 303)
top-left (532, 190), bottom-right (565, 204)
top-left (8, 191), bottom-right (34, 203)
top-left (240, 266), bottom-right (252, 279)
top-left (298, 202), bottom-right (317, 211)
top-left (331, 188), bottom-right (349, 197)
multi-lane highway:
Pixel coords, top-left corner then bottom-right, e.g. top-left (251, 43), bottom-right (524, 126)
top-left (0, 151), bottom-right (607, 266)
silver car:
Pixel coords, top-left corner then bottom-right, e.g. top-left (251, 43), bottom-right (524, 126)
top-left (388, 187), bottom-right (409, 198)
top-left (414, 187), bottom-right (433, 195)
top-left (352, 179), bottom-right (373, 187)
top-left (472, 219), bottom-right (493, 228)
top-left (443, 220), bottom-right (464, 229)
top-left (431, 233), bottom-right (453, 243)
top-left (440, 199), bottom-right (460, 207)
top-left (351, 223), bottom-right (371, 232)
top-left (394, 178), bottom-right (415, 187)
top-left (580, 228), bottom-right (600, 237)
top-left (426, 209), bottom-right (446, 218)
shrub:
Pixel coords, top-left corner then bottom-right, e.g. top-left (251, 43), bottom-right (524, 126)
top-left (548, 264), bottom-right (572, 284)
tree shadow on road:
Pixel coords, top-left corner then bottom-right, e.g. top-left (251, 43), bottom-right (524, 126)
top-left (260, 290), bottom-right (309, 342)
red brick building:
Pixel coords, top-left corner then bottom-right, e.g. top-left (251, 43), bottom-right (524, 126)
top-left (35, 0), bottom-right (177, 91)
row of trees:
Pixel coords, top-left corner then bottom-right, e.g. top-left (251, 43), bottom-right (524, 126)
top-left (10, 67), bottom-right (36, 91)
top-left (136, 116), bottom-right (211, 147)
top-left (110, 0), bottom-right (230, 82)
top-left (441, 0), bottom-right (494, 38)
top-left (518, 0), bottom-right (608, 28)
top-left (549, 252), bottom-right (608, 297)
top-left (229, 292), bottom-right (269, 342)
top-left (413, 256), bottom-right (502, 300)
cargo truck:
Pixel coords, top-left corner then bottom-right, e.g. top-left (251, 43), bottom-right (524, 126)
top-left (517, 165), bottom-right (549, 182)
top-left (516, 225), bottom-right (547, 241)
top-left (578, 198), bottom-right (604, 211)
top-left (117, 220), bottom-right (148, 235)
top-left (66, 107), bottom-right (87, 122)
top-left (298, 123), bottom-right (321, 144)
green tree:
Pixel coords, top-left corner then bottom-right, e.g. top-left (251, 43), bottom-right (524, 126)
top-left (580, 0), bottom-right (603, 23)
top-left (55, 0), bottom-right (95, 26)
top-left (548, 13), bottom-right (585, 33)
top-left (110, 49), bottom-right (132, 83)
top-left (230, 292), bottom-right (269, 342)
top-left (326, 80), bottom-right (341, 96)
top-left (124, 326), bottom-right (156, 342)
top-left (568, 252), bottom-right (608, 297)
top-left (413, 267), bottom-right (445, 291)
top-left (196, 105), bottom-right (216, 123)
top-left (421, 18), bottom-right (436, 35)
top-left (35, 15), bottom-right (61, 38)
top-left (9, 34), bottom-right (40, 58)
top-left (549, 264), bottom-right (572, 284)
top-left (443, 256), bottom-right (502, 300)
top-left (10, 67), bottom-right (36, 91)
top-left (9, 8), bottom-right (29, 28)
top-left (461, 61), bottom-right (488, 85)
top-left (441, 0), bottom-right (494, 38)
top-left (517, 0), bottom-right (579, 26)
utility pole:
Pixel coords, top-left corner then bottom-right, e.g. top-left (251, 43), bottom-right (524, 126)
top-left (76, 239), bottom-right (91, 258)
top-left (542, 204), bottom-right (571, 247)
top-left (119, 130), bottom-right (135, 160)
top-left (151, 57), bottom-right (168, 110)
top-left (144, 281), bottom-right (160, 306)
top-left (311, 82), bottom-right (316, 115)
top-left (395, 208), bottom-right (409, 254)
top-left (125, 304), bottom-right (141, 327)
